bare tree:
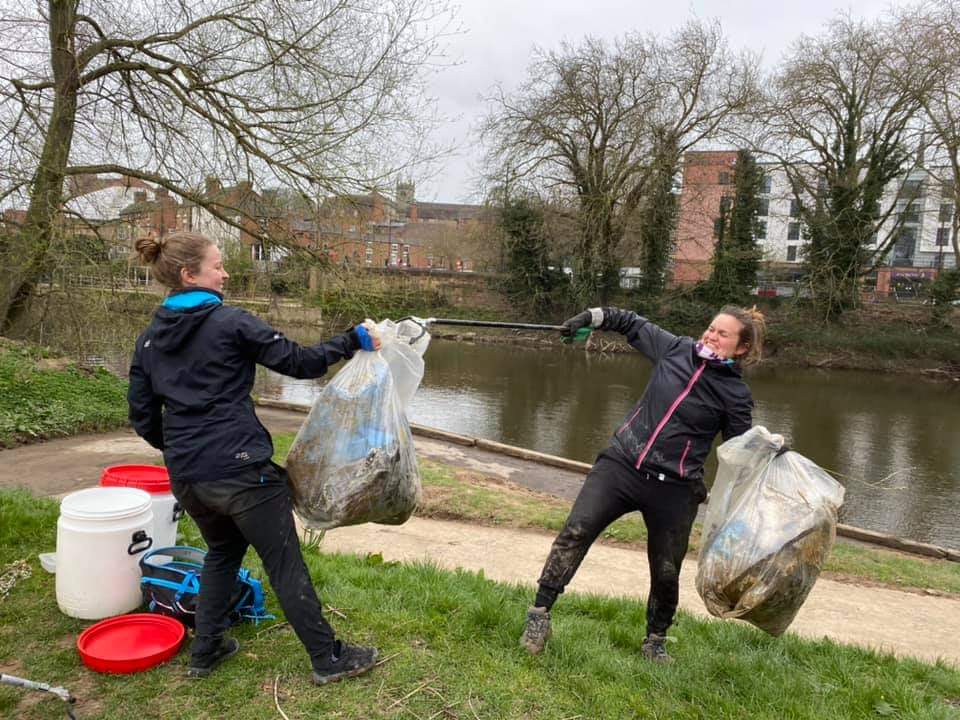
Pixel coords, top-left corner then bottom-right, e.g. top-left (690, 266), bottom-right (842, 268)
top-left (481, 20), bottom-right (757, 304)
top-left (0, 0), bottom-right (452, 331)
top-left (760, 14), bottom-right (932, 317)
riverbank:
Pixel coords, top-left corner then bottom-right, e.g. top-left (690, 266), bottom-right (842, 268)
top-left (0, 338), bottom-right (128, 447)
top-left (9, 285), bottom-right (960, 378)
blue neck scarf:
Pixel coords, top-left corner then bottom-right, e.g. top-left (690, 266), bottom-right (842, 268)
top-left (162, 290), bottom-right (223, 311)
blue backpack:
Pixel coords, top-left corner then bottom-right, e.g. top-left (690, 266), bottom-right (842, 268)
top-left (139, 546), bottom-right (274, 627)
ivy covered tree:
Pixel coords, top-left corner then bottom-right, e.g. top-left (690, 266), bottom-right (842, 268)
top-left (498, 196), bottom-right (568, 315)
top-left (705, 149), bottom-right (763, 302)
top-left (635, 132), bottom-right (680, 298)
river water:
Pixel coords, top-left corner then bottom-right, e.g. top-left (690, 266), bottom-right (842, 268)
top-left (254, 335), bottom-right (960, 550)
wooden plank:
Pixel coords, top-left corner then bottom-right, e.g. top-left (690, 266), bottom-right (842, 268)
top-left (409, 424), bottom-right (476, 448)
top-left (837, 524), bottom-right (951, 560)
top-left (474, 438), bottom-right (592, 474)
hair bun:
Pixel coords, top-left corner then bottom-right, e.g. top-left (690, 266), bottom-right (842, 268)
top-left (135, 236), bottom-right (163, 265)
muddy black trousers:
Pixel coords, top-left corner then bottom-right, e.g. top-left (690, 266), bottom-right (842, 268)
top-left (536, 451), bottom-right (704, 637)
top-left (171, 461), bottom-right (336, 667)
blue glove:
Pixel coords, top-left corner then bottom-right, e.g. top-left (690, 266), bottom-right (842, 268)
top-left (355, 324), bottom-right (376, 352)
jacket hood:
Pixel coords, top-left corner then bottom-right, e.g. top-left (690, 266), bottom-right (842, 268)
top-left (149, 288), bottom-right (223, 352)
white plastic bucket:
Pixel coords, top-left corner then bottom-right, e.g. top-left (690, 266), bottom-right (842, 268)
top-left (100, 465), bottom-right (181, 550)
top-left (55, 487), bottom-right (154, 620)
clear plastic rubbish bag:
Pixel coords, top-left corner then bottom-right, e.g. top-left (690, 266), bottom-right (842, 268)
top-left (695, 426), bottom-right (845, 636)
top-left (285, 319), bottom-right (430, 530)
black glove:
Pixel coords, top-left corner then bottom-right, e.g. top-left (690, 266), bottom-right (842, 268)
top-left (561, 310), bottom-right (593, 337)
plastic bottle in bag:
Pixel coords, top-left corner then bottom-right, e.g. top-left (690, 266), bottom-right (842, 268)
top-left (285, 319), bottom-right (430, 529)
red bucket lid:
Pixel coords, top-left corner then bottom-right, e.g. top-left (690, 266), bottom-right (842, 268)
top-left (77, 614), bottom-right (185, 674)
top-left (100, 465), bottom-right (171, 493)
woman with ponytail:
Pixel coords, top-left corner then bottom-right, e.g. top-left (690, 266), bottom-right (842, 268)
top-left (520, 304), bottom-right (766, 663)
top-left (128, 232), bottom-right (381, 685)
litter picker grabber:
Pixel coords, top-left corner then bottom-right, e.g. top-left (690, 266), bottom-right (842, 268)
top-left (1, 673), bottom-right (76, 719)
top-left (397, 317), bottom-right (593, 344)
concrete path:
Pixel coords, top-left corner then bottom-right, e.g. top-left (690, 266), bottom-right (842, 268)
top-left (2, 408), bottom-right (957, 667)
top-left (320, 516), bottom-right (960, 667)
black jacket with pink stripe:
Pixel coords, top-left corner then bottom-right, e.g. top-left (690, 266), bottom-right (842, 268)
top-left (599, 308), bottom-right (753, 486)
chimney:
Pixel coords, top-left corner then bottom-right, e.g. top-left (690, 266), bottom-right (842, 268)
top-left (408, 202), bottom-right (418, 222)
top-left (237, 180), bottom-right (253, 193)
top-left (205, 176), bottom-right (222, 197)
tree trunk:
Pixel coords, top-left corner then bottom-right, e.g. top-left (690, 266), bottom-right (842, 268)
top-left (0, 0), bottom-right (79, 333)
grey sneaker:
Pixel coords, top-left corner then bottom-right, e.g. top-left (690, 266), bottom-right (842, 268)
top-left (519, 606), bottom-right (552, 655)
top-left (311, 642), bottom-right (378, 685)
top-left (641, 633), bottom-right (674, 664)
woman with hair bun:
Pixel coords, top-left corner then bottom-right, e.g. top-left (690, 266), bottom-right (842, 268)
top-left (520, 304), bottom-right (766, 663)
top-left (128, 232), bottom-right (381, 685)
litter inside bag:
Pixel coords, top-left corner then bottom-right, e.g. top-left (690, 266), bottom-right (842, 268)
top-left (695, 426), bottom-right (845, 636)
top-left (285, 319), bottom-right (430, 530)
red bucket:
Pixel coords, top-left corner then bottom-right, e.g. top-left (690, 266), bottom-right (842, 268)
top-left (100, 465), bottom-right (170, 494)
top-left (77, 614), bottom-right (185, 673)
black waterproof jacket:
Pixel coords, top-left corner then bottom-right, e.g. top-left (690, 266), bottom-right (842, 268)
top-left (600, 308), bottom-right (753, 485)
top-left (127, 288), bottom-right (361, 483)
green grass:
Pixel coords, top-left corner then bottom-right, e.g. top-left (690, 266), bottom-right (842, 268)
top-left (0, 340), bottom-right (129, 448)
top-left (270, 434), bottom-right (960, 597)
top-left (1, 488), bottom-right (959, 720)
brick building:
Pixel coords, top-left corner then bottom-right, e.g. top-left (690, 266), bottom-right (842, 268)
top-left (671, 150), bottom-right (957, 288)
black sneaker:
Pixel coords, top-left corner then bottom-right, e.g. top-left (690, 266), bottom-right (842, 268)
top-left (519, 606), bottom-right (552, 655)
top-left (187, 637), bottom-right (240, 678)
top-left (640, 633), bottom-right (674, 664)
top-left (311, 641), bottom-right (378, 685)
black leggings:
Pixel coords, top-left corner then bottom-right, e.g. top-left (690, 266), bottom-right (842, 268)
top-left (172, 461), bottom-right (336, 667)
top-left (536, 451), bottom-right (703, 636)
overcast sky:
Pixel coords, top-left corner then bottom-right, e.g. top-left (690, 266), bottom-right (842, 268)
top-left (416, 0), bottom-right (895, 204)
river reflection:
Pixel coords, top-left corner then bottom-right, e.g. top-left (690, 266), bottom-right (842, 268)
top-left (255, 335), bottom-right (960, 549)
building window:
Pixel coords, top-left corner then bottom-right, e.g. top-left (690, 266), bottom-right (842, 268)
top-left (939, 203), bottom-right (954, 224)
top-left (786, 246), bottom-right (798, 262)
top-left (937, 227), bottom-right (951, 247)
top-left (719, 196), bottom-right (732, 215)
top-left (364, 241), bottom-right (373, 265)
top-left (787, 222), bottom-right (801, 241)
top-left (757, 198), bottom-right (769, 217)
top-left (252, 242), bottom-right (265, 261)
top-left (789, 199), bottom-right (801, 218)
top-left (718, 171), bottom-right (731, 185)
top-left (900, 179), bottom-right (924, 199)
top-left (754, 221), bottom-right (767, 240)
top-left (894, 227), bottom-right (916, 263)
top-left (760, 173), bottom-right (771, 194)
top-left (900, 202), bottom-right (920, 224)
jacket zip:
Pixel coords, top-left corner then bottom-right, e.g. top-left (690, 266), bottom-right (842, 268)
top-left (634, 361), bottom-right (706, 471)
top-left (678, 440), bottom-right (692, 479)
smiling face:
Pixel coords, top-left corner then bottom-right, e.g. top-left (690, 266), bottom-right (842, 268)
top-left (700, 313), bottom-right (748, 360)
top-left (181, 243), bottom-right (229, 292)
